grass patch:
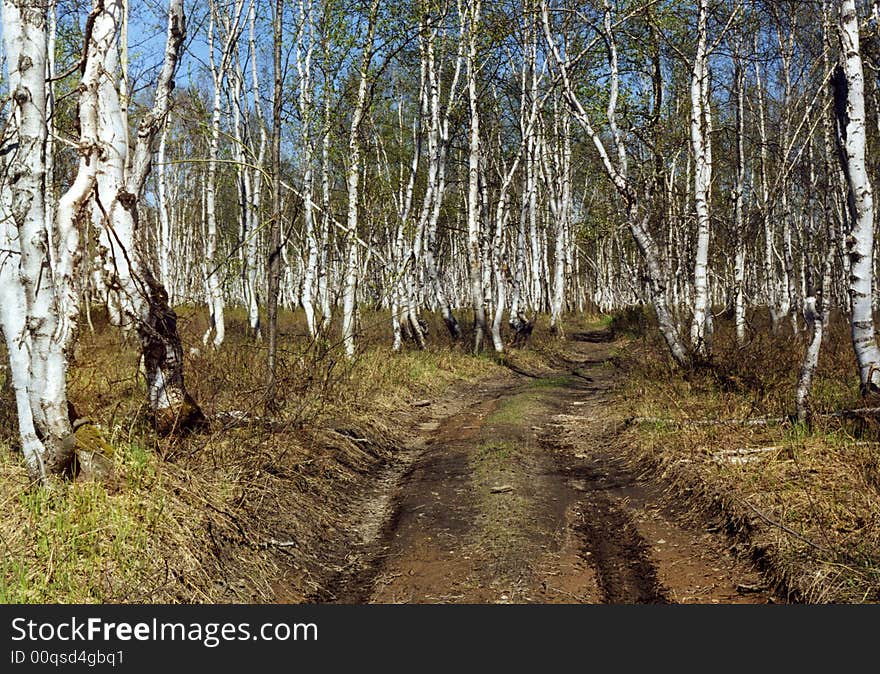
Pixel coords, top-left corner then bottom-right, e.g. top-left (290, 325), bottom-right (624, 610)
top-left (485, 393), bottom-right (545, 427)
top-left (0, 444), bottom-right (177, 603)
top-left (2, 305), bottom-right (561, 603)
top-left (614, 307), bottom-right (880, 603)
top-left (474, 440), bottom-right (519, 468)
top-left (528, 376), bottom-right (576, 389)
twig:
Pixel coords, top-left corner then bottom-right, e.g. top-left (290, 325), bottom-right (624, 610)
top-left (712, 446), bottom-right (784, 465)
top-left (740, 499), bottom-right (832, 555)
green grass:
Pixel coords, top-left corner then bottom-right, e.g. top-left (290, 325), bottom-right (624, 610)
top-left (528, 375), bottom-right (575, 389)
top-left (485, 393), bottom-right (544, 426)
top-left (1, 306), bottom-right (542, 603)
top-left (0, 443), bottom-right (167, 603)
top-left (475, 440), bottom-right (518, 466)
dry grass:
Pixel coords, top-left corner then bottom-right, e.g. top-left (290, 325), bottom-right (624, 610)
top-left (0, 305), bottom-right (506, 604)
top-left (613, 308), bottom-right (880, 603)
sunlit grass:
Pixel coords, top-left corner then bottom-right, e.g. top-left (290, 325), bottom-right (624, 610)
top-left (616, 307), bottom-right (880, 603)
top-left (0, 304), bottom-right (557, 603)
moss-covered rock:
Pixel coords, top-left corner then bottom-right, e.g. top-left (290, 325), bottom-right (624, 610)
top-left (72, 421), bottom-right (115, 482)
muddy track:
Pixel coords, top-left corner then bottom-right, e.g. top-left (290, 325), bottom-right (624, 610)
top-left (317, 330), bottom-right (780, 605)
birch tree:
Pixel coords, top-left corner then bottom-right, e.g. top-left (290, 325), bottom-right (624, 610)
top-left (297, 0), bottom-right (319, 339)
top-left (689, 0), bottom-right (712, 358)
top-left (92, 0), bottom-right (205, 434)
top-left (419, 6), bottom-right (463, 339)
top-left (266, 0), bottom-right (283, 401)
top-left (340, 0), bottom-right (380, 359)
top-left (1, 0), bottom-right (118, 476)
top-left (541, 0), bottom-right (690, 367)
top-left (731, 23), bottom-right (747, 347)
top-left (464, 0), bottom-right (487, 353)
top-left (202, 0), bottom-right (245, 349)
top-left (835, 0), bottom-right (880, 394)
top-left (1, 0), bottom-right (57, 477)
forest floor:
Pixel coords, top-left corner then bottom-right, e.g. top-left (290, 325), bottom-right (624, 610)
top-left (2, 309), bottom-right (878, 604)
top-left (302, 327), bottom-right (775, 604)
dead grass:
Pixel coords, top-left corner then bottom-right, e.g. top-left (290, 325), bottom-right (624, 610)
top-left (0, 305), bottom-right (507, 604)
top-left (613, 307), bottom-right (880, 603)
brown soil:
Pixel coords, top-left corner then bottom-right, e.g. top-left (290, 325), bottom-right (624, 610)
top-left (313, 330), bottom-right (781, 604)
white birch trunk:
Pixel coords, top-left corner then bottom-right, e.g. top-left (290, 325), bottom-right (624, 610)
top-left (541, 0), bottom-right (689, 367)
top-left (689, 0), bottom-right (711, 358)
top-left (491, 150), bottom-right (521, 353)
top-left (93, 0), bottom-right (205, 434)
top-left (465, 0), bottom-right (486, 353)
top-left (297, 0), bottom-right (318, 339)
top-left (156, 118), bottom-right (172, 295)
top-left (733, 51), bottom-right (747, 347)
top-left (837, 0), bottom-right (880, 393)
top-left (318, 52), bottom-right (334, 333)
top-left (246, 0), bottom-right (266, 340)
top-left (341, 0), bottom-right (379, 359)
top-left (1, 0), bottom-right (76, 475)
top-left (203, 5), bottom-right (223, 347)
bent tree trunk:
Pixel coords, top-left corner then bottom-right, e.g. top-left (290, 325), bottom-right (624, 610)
top-left (541, 0), bottom-right (690, 368)
top-left (93, 0), bottom-right (205, 435)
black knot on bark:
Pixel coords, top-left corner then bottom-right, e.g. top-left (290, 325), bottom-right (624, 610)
top-left (13, 86), bottom-right (30, 105)
top-left (117, 190), bottom-right (137, 211)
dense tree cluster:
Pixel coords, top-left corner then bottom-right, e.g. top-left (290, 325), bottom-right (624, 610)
top-left (4, 0), bottom-right (880, 480)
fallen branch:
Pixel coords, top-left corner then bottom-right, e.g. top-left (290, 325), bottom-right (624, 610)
top-left (712, 446), bottom-right (784, 465)
top-left (213, 409), bottom-right (278, 428)
top-left (500, 359), bottom-right (541, 378)
top-left (740, 499), bottom-right (832, 555)
top-left (825, 406), bottom-right (880, 419)
top-left (629, 415), bottom-right (784, 427)
top-left (629, 406), bottom-right (880, 428)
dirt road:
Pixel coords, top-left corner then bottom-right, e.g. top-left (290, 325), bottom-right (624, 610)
top-left (324, 331), bottom-right (777, 604)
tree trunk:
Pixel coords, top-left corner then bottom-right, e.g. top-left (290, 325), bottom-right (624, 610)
top-left (836, 0), bottom-right (880, 394)
top-left (689, 0), bottom-right (712, 358)
top-left (465, 0), bottom-right (486, 353)
top-left (733, 46), bottom-right (747, 347)
top-left (266, 0), bottom-right (283, 403)
top-left (340, 0), bottom-right (380, 359)
top-left (94, 0), bottom-right (205, 435)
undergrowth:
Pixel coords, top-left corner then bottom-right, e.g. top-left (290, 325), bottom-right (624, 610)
top-left (613, 306), bottom-right (880, 603)
top-left (0, 306), bottom-right (516, 604)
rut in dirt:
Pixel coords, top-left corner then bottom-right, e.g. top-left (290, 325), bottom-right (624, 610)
top-left (318, 329), bottom-right (776, 605)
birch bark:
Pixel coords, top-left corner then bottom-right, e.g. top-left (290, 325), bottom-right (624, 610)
top-left (836, 0), bottom-right (880, 394)
top-left (733, 48), bottom-right (747, 346)
top-left (297, 0), bottom-right (319, 339)
top-left (541, 0), bottom-right (689, 366)
top-left (340, 0), bottom-right (380, 359)
top-left (93, 0), bottom-right (205, 434)
top-left (465, 0), bottom-right (487, 353)
top-left (689, 0), bottom-right (712, 357)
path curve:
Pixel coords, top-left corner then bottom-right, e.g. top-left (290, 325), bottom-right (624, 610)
top-left (323, 330), bottom-right (778, 605)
